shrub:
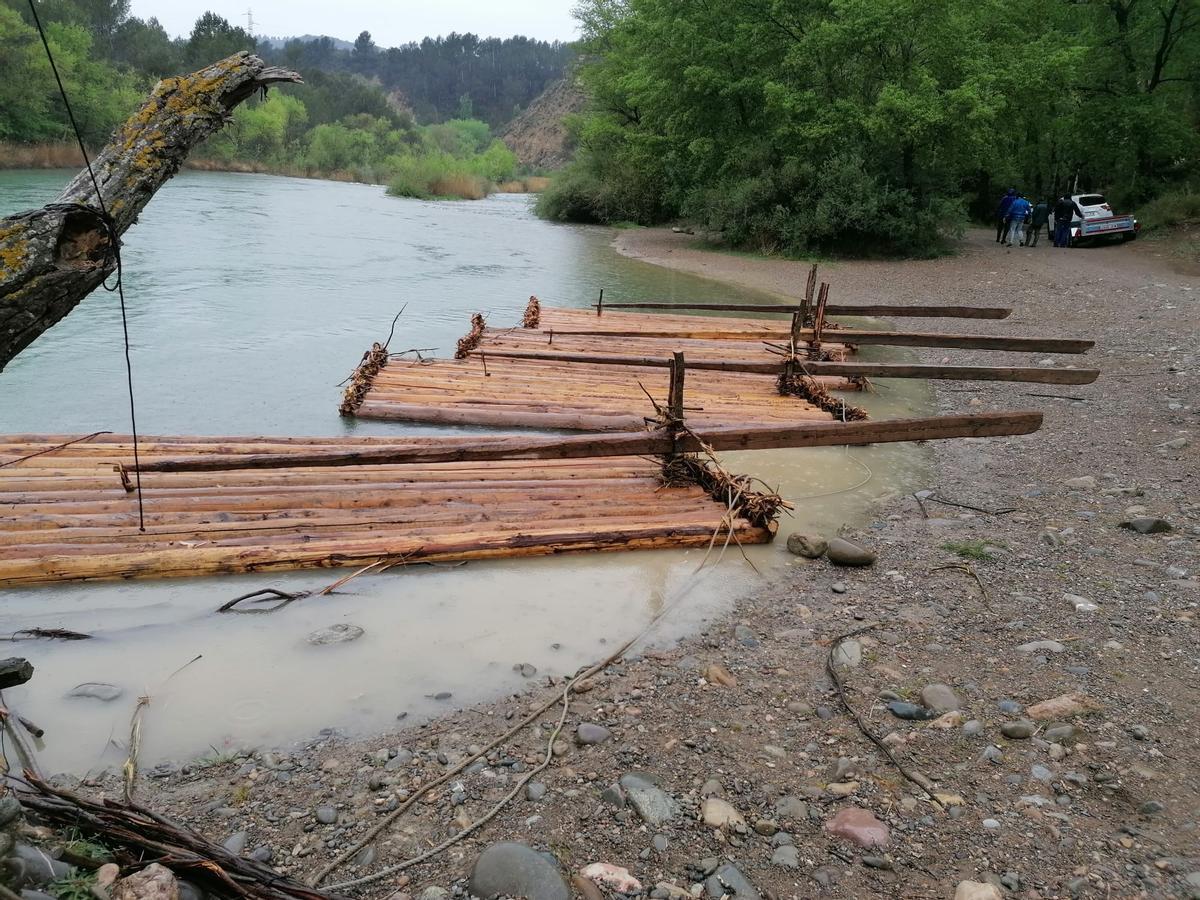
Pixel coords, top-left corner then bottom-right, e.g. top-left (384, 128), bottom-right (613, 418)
top-left (1137, 190), bottom-right (1200, 231)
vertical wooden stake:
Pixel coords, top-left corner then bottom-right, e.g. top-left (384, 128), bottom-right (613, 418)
top-left (813, 283), bottom-right (829, 344)
top-left (597, 288), bottom-right (604, 317)
top-left (480, 350), bottom-right (490, 377)
top-left (802, 263), bottom-right (818, 326)
top-left (667, 351), bottom-right (686, 456)
top-left (790, 309), bottom-right (803, 349)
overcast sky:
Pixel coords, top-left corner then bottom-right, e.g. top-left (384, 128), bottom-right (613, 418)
top-left (129, 1), bottom-right (580, 45)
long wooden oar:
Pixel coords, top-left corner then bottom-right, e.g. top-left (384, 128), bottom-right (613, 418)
top-left (467, 348), bottom-right (1099, 385)
top-left (550, 327), bottom-right (1094, 354)
top-left (594, 301), bottom-right (1012, 320)
top-left (130, 411), bottom-right (1042, 474)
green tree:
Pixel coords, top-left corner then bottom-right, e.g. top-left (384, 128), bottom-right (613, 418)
top-left (185, 11), bottom-right (254, 68)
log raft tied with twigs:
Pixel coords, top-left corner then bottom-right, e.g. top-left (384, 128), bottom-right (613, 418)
top-left (0, 409), bottom-right (1047, 586)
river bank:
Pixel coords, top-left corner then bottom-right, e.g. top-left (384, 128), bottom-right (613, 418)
top-left (8, 226), bottom-right (1198, 899)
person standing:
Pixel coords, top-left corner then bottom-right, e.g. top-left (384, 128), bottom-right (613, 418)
top-left (1053, 194), bottom-right (1084, 247)
top-left (1007, 193), bottom-right (1032, 247)
top-left (1027, 199), bottom-right (1051, 246)
top-left (995, 188), bottom-right (1017, 243)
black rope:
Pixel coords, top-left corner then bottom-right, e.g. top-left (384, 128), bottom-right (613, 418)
top-left (26, 0), bottom-right (145, 531)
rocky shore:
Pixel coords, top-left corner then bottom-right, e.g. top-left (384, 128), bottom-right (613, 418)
top-left (4, 229), bottom-right (1196, 899)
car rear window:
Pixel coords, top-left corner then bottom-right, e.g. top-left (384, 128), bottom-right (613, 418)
top-left (1079, 194), bottom-right (1106, 206)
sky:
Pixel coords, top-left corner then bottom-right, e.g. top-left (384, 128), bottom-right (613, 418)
top-left (129, 0), bottom-right (580, 45)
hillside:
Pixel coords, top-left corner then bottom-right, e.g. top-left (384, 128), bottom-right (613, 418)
top-left (499, 77), bottom-right (587, 170)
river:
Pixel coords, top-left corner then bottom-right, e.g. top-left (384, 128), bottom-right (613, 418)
top-left (0, 170), bottom-right (932, 774)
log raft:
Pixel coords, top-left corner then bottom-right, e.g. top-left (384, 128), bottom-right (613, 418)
top-left (0, 410), bottom-right (1042, 586)
top-left (0, 434), bottom-right (776, 587)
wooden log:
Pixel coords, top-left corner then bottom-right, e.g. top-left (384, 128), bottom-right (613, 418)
top-left (0, 53), bottom-right (302, 372)
top-left (548, 327), bottom-right (1094, 353)
top-left (464, 349), bottom-right (1099, 384)
top-left (587, 302), bottom-right (1013, 319)
top-left (130, 411), bottom-right (1043, 474)
top-left (0, 657), bottom-right (34, 689)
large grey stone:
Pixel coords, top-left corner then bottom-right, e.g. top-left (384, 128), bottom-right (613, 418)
top-left (1120, 517), bottom-right (1173, 535)
top-left (825, 538), bottom-right (876, 567)
top-left (10, 843), bottom-right (74, 887)
top-left (468, 842), bottom-right (570, 900)
top-left (785, 533), bottom-right (827, 559)
top-left (618, 772), bottom-right (678, 825)
top-left (575, 723), bottom-right (612, 746)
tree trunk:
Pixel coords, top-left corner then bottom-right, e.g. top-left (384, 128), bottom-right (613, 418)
top-left (0, 52), bottom-right (301, 373)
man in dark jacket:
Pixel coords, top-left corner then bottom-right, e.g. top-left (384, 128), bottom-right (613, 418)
top-left (1053, 195), bottom-right (1085, 247)
top-left (996, 188), bottom-right (1017, 243)
top-left (1027, 199), bottom-right (1051, 246)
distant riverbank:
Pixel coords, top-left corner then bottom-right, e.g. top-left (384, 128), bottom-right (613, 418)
top-left (0, 142), bottom-right (548, 197)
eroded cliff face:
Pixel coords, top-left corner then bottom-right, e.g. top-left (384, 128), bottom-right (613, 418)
top-left (499, 77), bottom-right (587, 171)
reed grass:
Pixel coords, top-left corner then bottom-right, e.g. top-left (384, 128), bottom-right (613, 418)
top-left (0, 142), bottom-right (86, 169)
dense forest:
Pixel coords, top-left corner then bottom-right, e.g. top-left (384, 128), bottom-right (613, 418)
top-left (539, 0), bottom-right (1200, 255)
top-left (0, 0), bottom-right (566, 196)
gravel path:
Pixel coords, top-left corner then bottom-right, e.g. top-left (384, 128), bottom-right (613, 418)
top-left (22, 229), bottom-right (1196, 900)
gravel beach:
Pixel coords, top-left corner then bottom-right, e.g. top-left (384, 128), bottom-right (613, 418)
top-left (8, 228), bottom-right (1196, 900)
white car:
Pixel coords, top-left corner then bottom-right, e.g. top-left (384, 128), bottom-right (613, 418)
top-left (1057, 193), bottom-right (1139, 244)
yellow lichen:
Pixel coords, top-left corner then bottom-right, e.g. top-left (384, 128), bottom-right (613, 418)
top-left (0, 223), bottom-right (29, 270)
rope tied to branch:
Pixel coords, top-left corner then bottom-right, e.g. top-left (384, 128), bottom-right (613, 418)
top-left (522, 295), bottom-right (541, 328)
top-left (338, 342), bottom-right (389, 415)
top-left (778, 369), bottom-right (869, 421)
top-left (454, 313), bottom-right (487, 358)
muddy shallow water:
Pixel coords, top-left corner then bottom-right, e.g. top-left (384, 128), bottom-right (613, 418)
top-left (0, 171), bottom-right (932, 773)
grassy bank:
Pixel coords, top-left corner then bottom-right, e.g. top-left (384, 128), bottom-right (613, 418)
top-left (2, 141), bottom-right (549, 198)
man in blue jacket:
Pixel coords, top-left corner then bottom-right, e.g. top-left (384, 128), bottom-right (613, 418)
top-left (995, 188), bottom-right (1017, 243)
top-left (1006, 194), bottom-right (1032, 247)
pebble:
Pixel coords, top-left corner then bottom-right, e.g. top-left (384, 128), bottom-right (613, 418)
top-left (733, 624), bottom-right (759, 647)
top-left (9, 843), bottom-right (75, 886)
top-left (526, 782), bottom-right (547, 802)
top-left (1027, 692), bottom-right (1100, 720)
top-left (1001, 720), bottom-right (1036, 739)
top-left (651, 834), bottom-right (668, 853)
top-left (955, 881), bottom-right (1003, 900)
top-left (575, 723), bottom-right (612, 746)
top-left (825, 537), bottom-right (876, 566)
top-left (249, 846), bottom-right (273, 863)
top-left (774, 796), bottom-right (808, 820)
top-left (65, 682), bottom-right (123, 702)
top-left (701, 797), bottom-right (744, 829)
top-left (315, 806), bottom-right (337, 824)
top-left (1130, 724), bottom-right (1150, 740)
top-left (831, 582), bottom-right (848, 594)
top-left (513, 663), bottom-right (537, 678)
top-left (1031, 764), bottom-right (1054, 782)
top-left (998, 699), bottom-right (1023, 714)
top-left (306, 624), bottom-right (365, 645)
top-left (920, 683), bottom-right (961, 712)
top-left (385, 749), bottom-right (414, 770)
top-left (785, 533), bottom-right (827, 559)
top-left (1044, 723), bottom-right (1076, 743)
top-left (824, 807), bottom-right (890, 848)
top-left (223, 831), bottom-right (249, 855)
top-left (1064, 476), bottom-right (1096, 490)
top-left (887, 701), bottom-right (937, 720)
top-left (468, 843), bottom-right (570, 900)
top-left (1064, 593), bottom-right (1098, 612)
top-left (982, 818), bottom-right (1001, 830)
top-left (1140, 801), bottom-right (1165, 815)
top-left (832, 639), bottom-right (862, 668)
top-left (770, 845), bottom-right (799, 868)
top-left (1120, 517), bottom-right (1174, 534)
top-left (981, 745), bottom-right (1004, 764)
top-left (580, 863), bottom-right (641, 893)
top-left (619, 773), bottom-right (678, 825)
top-left (0, 795), bottom-right (21, 828)
top-left (752, 819), bottom-right (778, 836)
top-left (963, 719), bottom-right (984, 737)
top-left (705, 863), bottom-right (761, 900)
top-left (861, 855), bottom-right (892, 869)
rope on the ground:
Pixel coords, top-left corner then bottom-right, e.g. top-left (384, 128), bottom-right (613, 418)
top-left (826, 626), bottom-right (945, 811)
top-left (0, 431), bottom-right (111, 469)
top-left (310, 518), bottom-right (754, 890)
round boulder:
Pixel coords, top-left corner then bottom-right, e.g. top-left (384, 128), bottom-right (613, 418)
top-left (825, 538), bottom-right (876, 567)
top-left (469, 843), bottom-right (570, 900)
top-left (785, 533), bottom-right (827, 559)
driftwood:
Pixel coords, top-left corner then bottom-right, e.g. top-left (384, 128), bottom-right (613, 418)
top-left (0, 52), bottom-right (301, 372)
top-left (0, 657), bottom-right (33, 689)
top-left (15, 775), bottom-right (347, 900)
